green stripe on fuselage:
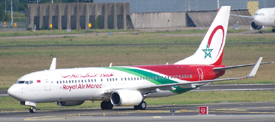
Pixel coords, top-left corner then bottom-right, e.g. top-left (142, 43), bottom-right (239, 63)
top-left (106, 66), bottom-right (196, 94)
top-left (106, 67), bottom-right (177, 85)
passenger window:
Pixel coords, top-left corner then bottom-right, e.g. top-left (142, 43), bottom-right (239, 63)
top-left (57, 81), bottom-right (59, 84)
top-left (190, 75), bottom-right (192, 78)
top-left (69, 80), bottom-right (71, 83)
top-left (94, 79), bottom-right (96, 82)
top-left (30, 81), bottom-right (33, 84)
top-left (25, 81), bottom-right (29, 84)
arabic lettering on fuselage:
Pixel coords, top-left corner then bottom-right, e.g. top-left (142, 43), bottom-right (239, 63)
top-left (61, 73), bottom-right (114, 79)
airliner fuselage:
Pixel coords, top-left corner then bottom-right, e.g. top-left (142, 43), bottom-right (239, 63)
top-left (9, 65), bottom-right (225, 103)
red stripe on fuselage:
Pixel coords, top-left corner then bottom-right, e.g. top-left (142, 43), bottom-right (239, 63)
top-left (133, 65), bottom-right (225, 82)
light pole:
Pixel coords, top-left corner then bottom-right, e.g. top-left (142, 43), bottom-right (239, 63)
top-left (11, 0), bottom-right (13, 27)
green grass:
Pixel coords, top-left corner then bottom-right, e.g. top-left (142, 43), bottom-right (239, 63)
top-left (0, 28), bottom-right (250, 38)
top-left (0, 29), bottom-right (137, 37)
top-left (1, 91), bottom-right (275, 111)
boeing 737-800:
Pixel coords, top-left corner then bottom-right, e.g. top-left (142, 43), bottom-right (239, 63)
top-left (232, 7), bottom-right (275, 33)
top-left (7, 6), bottom-right (268, 113)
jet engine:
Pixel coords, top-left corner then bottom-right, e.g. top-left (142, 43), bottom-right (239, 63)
top-left (55, 101), bottom-right (84, 106)
top-left (110, 90), bottom-right (143, 106)
top-left (251, 21), bottom-right (263, 30)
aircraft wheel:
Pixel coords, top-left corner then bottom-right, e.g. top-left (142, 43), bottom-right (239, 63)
top-left (134, 101), bottom-right (146, 110)
top-left (260, 30), bottom-right (264, 33)
top-left (101, 101), bottom-right (113, 110)
top-left (29, 106), bottom-right (37, 113)
top-left (106, 101), bottom-right (113, 109)
top-left (100, 101), bottom-right (107, 110)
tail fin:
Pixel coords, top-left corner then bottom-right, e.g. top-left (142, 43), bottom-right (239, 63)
top-left (175, 6), bottom-right (231, 65)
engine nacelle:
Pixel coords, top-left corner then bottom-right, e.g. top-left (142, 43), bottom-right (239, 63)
top-left (55, 101), bottom-right (84, 106)
top-left (251, 21), bottom-right (263, 30)
top-left (110, 90), bottom-right (143, 106)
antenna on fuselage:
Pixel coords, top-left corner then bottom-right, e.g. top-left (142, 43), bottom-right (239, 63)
top-left (166, 62), bottom-right (168, 65)
top-left (49, 57), bottom-right (57, 70)
top-left (109, 62), bottom-right (112, 67)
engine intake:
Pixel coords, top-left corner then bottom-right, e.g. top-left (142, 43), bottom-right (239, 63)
top-left (55, 101), bottom-right (84, 106)
top-left (111, 90), bottom-right (143, 106)
top-left (251, 21), bottom-right (263, 30)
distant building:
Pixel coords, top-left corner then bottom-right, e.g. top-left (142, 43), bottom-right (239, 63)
top-left (94, 0), bottom-right (275, 13)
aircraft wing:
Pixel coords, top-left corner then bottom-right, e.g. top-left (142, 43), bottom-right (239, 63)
top-left (213, 61), bottom-right (273, 71)
top-left (230, 14), bottom-right (253, 19)
top-left (103, 57), bottom-right (264, 95)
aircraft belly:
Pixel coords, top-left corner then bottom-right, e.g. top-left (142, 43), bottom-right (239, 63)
top-left (147, 90), bottom-right (176, 98)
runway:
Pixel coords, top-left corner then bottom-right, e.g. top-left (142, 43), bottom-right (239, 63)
top-left (1, 102), bottom-right (275, 122)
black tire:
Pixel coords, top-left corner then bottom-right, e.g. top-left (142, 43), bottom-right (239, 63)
top-left (100, 101), bottom-right (107, 110)
top-left (106, 101), bottom-right (113, 109)
top-left (29, 107), bottom-right (37, 113)
top-left (134, 101), bottom-right (146, 110)
top-left (101, 101), bottom-right (113, 110)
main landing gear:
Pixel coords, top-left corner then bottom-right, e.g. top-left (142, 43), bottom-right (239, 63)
top-left (29, 106), bottom-right (37, 113)
top-left (101, 101), bottom-right (113, 110)
top-left (134, 101), bottom-right (147, 110)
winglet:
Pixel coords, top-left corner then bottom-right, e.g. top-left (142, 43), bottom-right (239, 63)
top-left (49, 57), bottom-right (57, 70)
top-left (244, 57), bottom-right (262, 78)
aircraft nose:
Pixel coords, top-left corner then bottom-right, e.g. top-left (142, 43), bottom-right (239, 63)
top-left (8, 85), bottom-right (21, 99)
top-left (253, 16), bottom-right (263, 25)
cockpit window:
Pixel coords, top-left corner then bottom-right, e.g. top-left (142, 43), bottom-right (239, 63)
top-left (16, 80), bottom-right (33, 84)
top-left (17, 81), bottom-right (25, 84)
top-left (254, 13), bottom-right (264, 16)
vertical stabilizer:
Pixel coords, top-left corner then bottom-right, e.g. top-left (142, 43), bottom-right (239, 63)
top-left (175, 6), bottom-right (231, 65)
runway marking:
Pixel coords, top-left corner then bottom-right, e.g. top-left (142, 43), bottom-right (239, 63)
top-left (212, 108), bottom-right (247, 112)
top-left (152, 116), bottom-right (162, 118)
top-left (24, 116), bottom-right (64, 121)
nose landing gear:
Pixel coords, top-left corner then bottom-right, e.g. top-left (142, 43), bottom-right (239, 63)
top-left (29, 106), bottom-right (37, 113)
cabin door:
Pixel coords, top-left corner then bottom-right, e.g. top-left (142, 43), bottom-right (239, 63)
top-left (42, 75), bottom-right (51, 91)
top-left (197, 68), bottom-right (204, 81)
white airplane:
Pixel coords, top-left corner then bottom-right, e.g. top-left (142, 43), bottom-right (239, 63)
top-left (231, 7), bottom-right (275, 33)
top-left (7, 6), bottom-right (269, 113)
